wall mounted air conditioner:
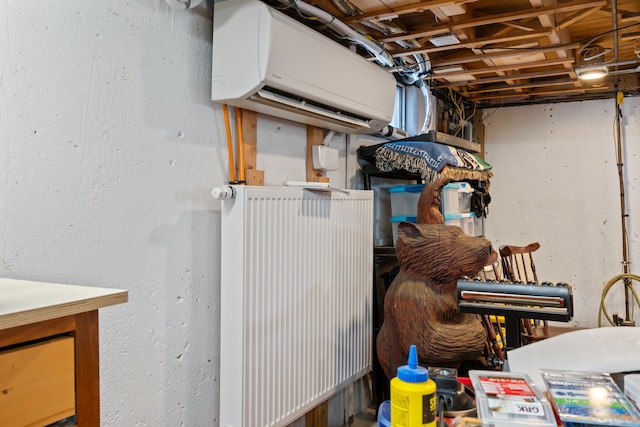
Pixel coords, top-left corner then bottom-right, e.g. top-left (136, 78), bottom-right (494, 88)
top-left (212, 0), bottom-right (397, 134)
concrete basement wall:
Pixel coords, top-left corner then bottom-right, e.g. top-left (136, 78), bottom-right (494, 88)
top-left (1, 2), bottom-right (223, 425)
top-left (3, 1), bottom-right (638, 426)
top-left (483, 97), bottom-right (640, 328)
top-left (1, 1), bottom-right (365, 425)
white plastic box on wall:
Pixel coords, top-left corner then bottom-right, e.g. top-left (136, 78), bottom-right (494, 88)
top-left (390, 216), bottom-right (417, 245)
top-left (442, 182), bottom-right (473, 214)
top-left (388, 184), bottom-right (425, 218)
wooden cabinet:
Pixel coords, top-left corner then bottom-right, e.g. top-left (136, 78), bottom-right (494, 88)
top-left (0, 336), bottom-right (75, 426)
top-left (0, 279), bottom-right (127, 426)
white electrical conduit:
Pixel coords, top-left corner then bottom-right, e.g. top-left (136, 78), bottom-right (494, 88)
top-left (322, 130), bottom-right (336, 145)
top-left (327, 0), bottom-right (430, 81)
top-left (417, 80), bottom-right (432, 134)
top-left (277, 0), bottom-right (394, 68)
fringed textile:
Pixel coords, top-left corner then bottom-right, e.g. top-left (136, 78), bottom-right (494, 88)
top-left (374, 141), bottom-right (492, 183)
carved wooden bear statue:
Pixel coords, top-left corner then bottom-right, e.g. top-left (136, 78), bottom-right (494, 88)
top-left (376, 178), bottom-right (497, 379)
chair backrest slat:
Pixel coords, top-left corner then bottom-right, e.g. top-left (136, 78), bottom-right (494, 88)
top-left (499, 242), bottom-right (541, 283)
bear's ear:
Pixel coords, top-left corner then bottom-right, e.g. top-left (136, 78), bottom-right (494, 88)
top-left (398, 222), bottom-right (422, 238)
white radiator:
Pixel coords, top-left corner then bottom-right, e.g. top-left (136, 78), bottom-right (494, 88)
top-left (218, 185), bottom-right (373, 427)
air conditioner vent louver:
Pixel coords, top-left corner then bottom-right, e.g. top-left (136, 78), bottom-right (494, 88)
top-left (251, 86), bottom-right (372, 130)
top-left (261, 86), bottom-right (370, 123)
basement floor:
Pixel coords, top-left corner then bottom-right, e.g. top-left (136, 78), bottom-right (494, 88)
top-left (347, 407), bottom-right (378, 427)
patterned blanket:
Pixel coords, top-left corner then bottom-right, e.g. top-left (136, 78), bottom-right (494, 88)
top-left (374, 141), bottom-right (493, 183)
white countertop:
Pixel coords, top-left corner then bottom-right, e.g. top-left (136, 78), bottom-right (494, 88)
top-left (0, 277), bottom-right (128, 330)
top-left (507, 326), bottom-right (640, 390)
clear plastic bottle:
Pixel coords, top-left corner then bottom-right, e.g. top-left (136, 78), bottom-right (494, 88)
top-left (390, 344), bottom-right (437, 427)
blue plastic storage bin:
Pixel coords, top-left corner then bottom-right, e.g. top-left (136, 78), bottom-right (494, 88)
top-left (444, 212), bottom-right (475, 236)
top-left (388, 184), bottom-right (425, 217)
top-left (442, 182), bottom-right (473, 214)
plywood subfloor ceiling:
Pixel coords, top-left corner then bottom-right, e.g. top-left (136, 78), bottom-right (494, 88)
top-left (274, 0), bottom-right (640, 107)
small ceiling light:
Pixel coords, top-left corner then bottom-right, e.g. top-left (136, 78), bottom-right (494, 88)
top-left (576, 65), bottom-right (609, 80)
top-left (575, 44), bottom-right (609, 80)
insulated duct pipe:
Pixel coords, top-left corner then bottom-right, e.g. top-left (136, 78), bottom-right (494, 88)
top-left (278, 0), bottom-right (394, 67)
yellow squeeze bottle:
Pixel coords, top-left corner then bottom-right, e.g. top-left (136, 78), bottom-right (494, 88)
top-left (390, 344), bottom-right (437, 427)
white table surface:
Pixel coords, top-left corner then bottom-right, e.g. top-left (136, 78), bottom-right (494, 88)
top-left (0, 277), bottom-right (128, 330)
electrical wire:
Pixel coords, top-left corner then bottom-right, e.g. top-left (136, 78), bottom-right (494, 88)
top-left (447, 87), bottom-right (474, 137)
top-left (467, 102), bottom-right (477, 121)
top-left (276, 0), bottom-right (394, 67)
top-left (235, 108), bottom-right (246, 183)
top-left (598, 274), bottom-right (640, 326)
top-left (222, 104), bottom-right (236, 184)
top-left (449, 88), bottom-right (463, 118)
top-left (598, 88), bottom-right (636, 326)
top-left (612, 108), bottom-right (631, 265)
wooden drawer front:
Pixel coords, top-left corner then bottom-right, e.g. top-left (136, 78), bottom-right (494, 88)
top-left (0, 336), bottom-right (75, 427)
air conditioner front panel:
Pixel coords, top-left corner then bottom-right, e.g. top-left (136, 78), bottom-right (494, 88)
top-left (260, 8), bottom-right (395, 124)
top-left (212, 0), bottom-right (396, 133)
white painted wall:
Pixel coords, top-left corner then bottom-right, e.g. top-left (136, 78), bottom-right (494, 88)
top-left (6, 1), bottom-right (637, 425)
top-left (483, 97), bottom-right (640, 328)
top-left (0, 1), bottom-right (357, 426)
top-left (1, 2), bottom-right (221, 425)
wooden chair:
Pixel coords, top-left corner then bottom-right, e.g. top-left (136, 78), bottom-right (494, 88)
top-left (499, 242), bottom-right (585, 344)
top-left (474, 262), bottom-right (507, 365)
top-left (499, 242), bottom-right (541, 285)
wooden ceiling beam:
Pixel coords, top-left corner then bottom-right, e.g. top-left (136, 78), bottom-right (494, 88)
top-left (556, 6), bottom-right (604, 31)
top-left (302, 0), bottom-right (639, 104)
top-left (426, 1), bottom-right (473, 43)
top-left (468, 85), bottom-right (611, 101)
top-left (502, 21), bottom-right (538, 32)
top-left (461, 78), bottom-right (579, 95)
top-left (429, 57), bottom-right (575, 78)
top-left (529, 0), bottom-right (575, 77)
top-left (391, 30), bottom-right (550, 57)
top-left (378, 0), bottom-right (605, 43)
top-left (436, 69), bottom-right (573, 88)
top-left (621, 32), bottom-right (640, 41)
top-left (452, 0), bottom-right (603, 30)
top-left (530, 0), bottom-right (555, 27)
top-left (430, 42), bottom-right (580, 67)
top-left (620, 11), bottom-right (640, 23)
top-left (342, 0), bottom-right (478, 24)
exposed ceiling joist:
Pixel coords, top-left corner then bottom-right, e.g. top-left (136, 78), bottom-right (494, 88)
top-left (437, 69), bottom-right (573, 88)
top-left (429, 57), bottom-right (575, 78)
top-left (278, 0), bottom-right (640, 106)
top-left (392, 29), bottom-right (551, 57)
top-left (380, 0), bottom-right (604, 44)
top-left (343, 0), bottom-right (478, 24)
top-left (430, 42), bottom-right (581, 67)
